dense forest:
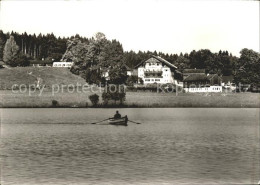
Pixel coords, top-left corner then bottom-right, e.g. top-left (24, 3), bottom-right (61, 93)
top-left (0, 30), bottom-right (259, 85)
top-left (0, 30), bottom-right (67, 62)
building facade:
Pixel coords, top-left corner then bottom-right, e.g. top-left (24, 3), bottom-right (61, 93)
top-left (30, 59), bottom-right (53, 67)
top-left (136, 56), bottom-right (181, 84)
top-left (53, 62), bottom-right (74, 68)
top-left (183, 69), bottom-right (206, 79)
top-left (183, 73), bottom-right (222, 93)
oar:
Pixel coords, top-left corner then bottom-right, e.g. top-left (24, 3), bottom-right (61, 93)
top-left (91, 118), bottom-right (109, 124)
top-left (128, 120), bottom-right (141, 124)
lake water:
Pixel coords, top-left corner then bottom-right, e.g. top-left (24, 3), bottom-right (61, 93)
top-left (0, 108), bottom-right (260, 185)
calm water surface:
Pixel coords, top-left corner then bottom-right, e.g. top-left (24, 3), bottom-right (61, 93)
top-left (0, 108), bottom-right (260, 185)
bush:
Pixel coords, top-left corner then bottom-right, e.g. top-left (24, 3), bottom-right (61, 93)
top-left (138, 77), bottom-right (144, 84)
top-left (52, 100), bottom-right (59, 107)
top-left (8, 54), bottom-right (30, 67)
top-left (102, 85), bottom-right (126, 105)
top-left (102, 91), bottom-right (111, 105)
top-left (118, 92), bottom-right (126, 104)
top-left (16, 54), bottom-right (30, 67)
top-left (126, 75), bottom-right (138, 86)
top-left (89, 94), bottom-right (99, 107)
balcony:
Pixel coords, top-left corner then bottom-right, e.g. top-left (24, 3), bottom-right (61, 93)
top-left (144, 70), bottom-right (162, 77)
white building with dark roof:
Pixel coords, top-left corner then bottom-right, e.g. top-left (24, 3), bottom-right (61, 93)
top-left (183, 72), bottom-right (222, 93)
top-left (135, 55), bottom-right (182, 85)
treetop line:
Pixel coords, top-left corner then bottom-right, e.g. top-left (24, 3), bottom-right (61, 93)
top-left (0, 30), bottom-right (259, 86)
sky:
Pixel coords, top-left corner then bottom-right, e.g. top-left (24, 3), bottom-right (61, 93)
top-left (0, 0), bottom-right (259, 56)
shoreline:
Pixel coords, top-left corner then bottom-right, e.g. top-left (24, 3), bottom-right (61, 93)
top-left (1, 106), bottom-right (259, 108)
top-left (1, 90), bottom-right (259, 108)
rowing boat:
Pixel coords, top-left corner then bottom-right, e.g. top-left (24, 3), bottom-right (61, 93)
top-left (108, 116), bottom-right (128, 126)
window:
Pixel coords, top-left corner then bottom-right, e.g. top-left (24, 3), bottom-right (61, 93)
top-left (155, 79), bottom-right (160, 82)
top-left (145, 79), bottom-right (150, 81)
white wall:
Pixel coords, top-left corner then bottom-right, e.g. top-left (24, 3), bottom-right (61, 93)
top-left (53, 62), bottom-right (73, 68)
top-left (161, 67), bottom-right (173, 83)
top-left (184, 86), bottom-right (222, 93)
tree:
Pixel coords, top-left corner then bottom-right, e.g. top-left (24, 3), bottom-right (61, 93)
top-left (102, 91), bottom-right (111, 105)
top-left (3, 36), bottom-right (19, 66)
top-left (63, 32), bottom-right (125, 85)
top-left (16, 54), bottom-right (30, 67)
top-left (0, 30), bottom-right (7, 61)
top-left (189, 49), bottom-right (215, 72)
top-left (94, 32), bottom-right (106, 41)
top-left (118, 91), bottom-right (126, 104)
top-left (234, 48), bottom-right (260, 85)
top-left (85, 68), bottom-right (102, 84)
top-left (108, 64), bottom-right (128, 85)
top-left (174, 56), bottom-right (190, 71)
top-left (215, 50), bottom-right (236, 76)
top-left (89, 94), bottom-right (99, 107)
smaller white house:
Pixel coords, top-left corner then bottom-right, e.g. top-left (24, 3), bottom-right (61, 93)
top-left (53, 62), bottom-right (74, 68)
top-left (183, 73), bottom-right (222, 93)
top-left (184, 86), bottom-right (222, 93)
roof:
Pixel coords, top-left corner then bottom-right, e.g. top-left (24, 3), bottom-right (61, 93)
top-left (183, 74), bottom-right (209, 82)
top-left (152, 55), bottom-right (177, 69)
top-left (135, 55), bottom-right (177, 69)
top-left (30, 60), bottom-right (54, 64)
top-left (207, 74), bottom-right (217, 80)
top-left (183, 69), bottom-right (205, 74)
top-left (175, 70), bottom-right (182, 75)
top-left (121, 63), bottom-right (132, 71)
top-left (183, 74), bottom-right (218, 82)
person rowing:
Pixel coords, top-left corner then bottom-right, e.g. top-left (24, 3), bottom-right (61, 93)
top-left (114, 110), bottom-right (121, 119)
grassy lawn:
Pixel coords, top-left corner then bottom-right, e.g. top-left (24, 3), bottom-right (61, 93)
top-left (0, 67), bottom-right (87, 90)
top-left (0, 90), bottom-right (259, 108)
